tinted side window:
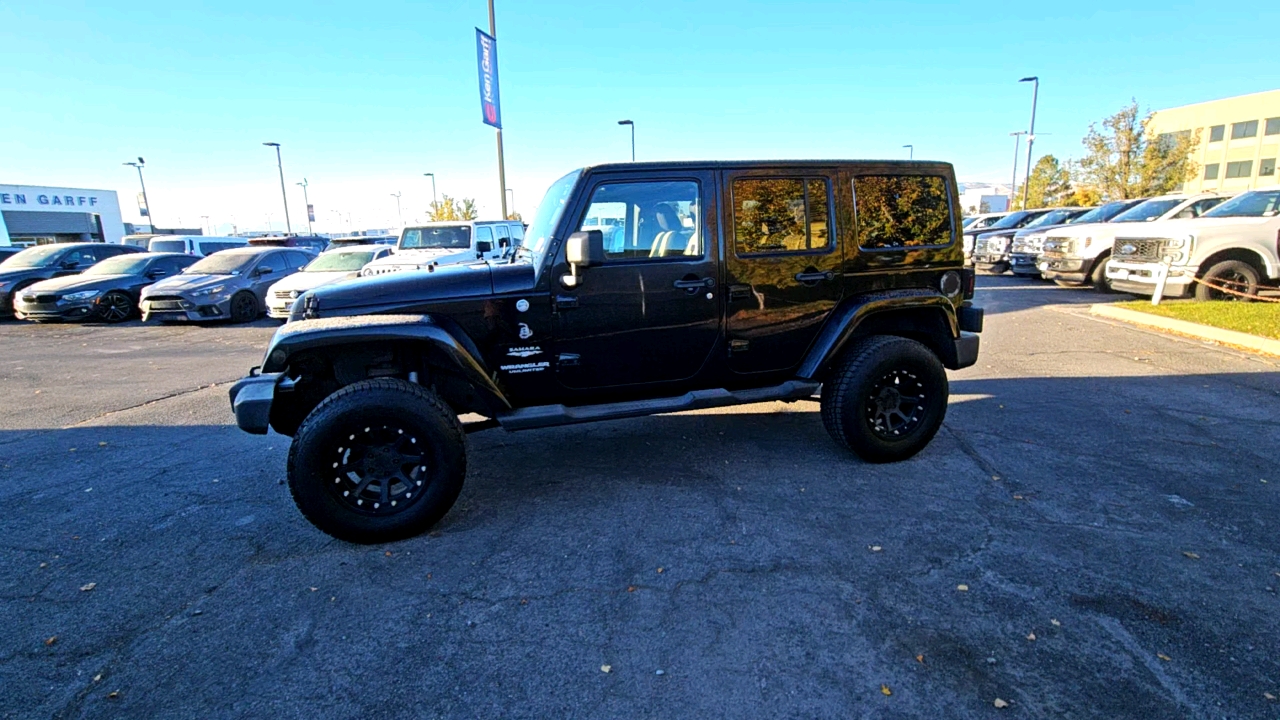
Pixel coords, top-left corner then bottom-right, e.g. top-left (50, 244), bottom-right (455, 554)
top-left (475, 227), bottom-right (494, 245)
top-left (257, 252), bottom-right (289, 274)
top-left (493, 224), bottom-right (511, 246)
top-left (854, 175), bottom-right (952, 249)
top-left (64, 248), bottom-right (99, 266)
top-left (284, 251), bottom-right (312, 268)
top-left (577, 180), bottom-right (701, 261)
top-left (159, 257), bottom-right (194, 274)
top-left (510, 224), bottom-right (524, 240)
top-left (733, 177), bottom-right (831, 255)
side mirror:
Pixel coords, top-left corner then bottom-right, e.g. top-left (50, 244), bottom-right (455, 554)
top-left (147, 269), bottom-right (166, 279)
top-left (61, 260), bottom-right (79, 269)
top-left (476, 240), bottom-right (493, 255)
top-left (562, 230), bottom-right (604, 288)
top-left (255, 266), bottom-right (274, 277)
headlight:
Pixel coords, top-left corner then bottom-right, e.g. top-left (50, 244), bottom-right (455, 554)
top-left (190, 285), bottom-right (226, 297)
top-left (62, 290), bottom-right (100, 302)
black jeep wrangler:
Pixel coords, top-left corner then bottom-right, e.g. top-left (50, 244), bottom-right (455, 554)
top-left (229, 161), bottom-right (983, 543)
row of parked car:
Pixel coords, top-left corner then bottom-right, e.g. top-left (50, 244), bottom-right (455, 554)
top-left (962, 186), bottom-right (1280, 300)
top-left (0, 220), bottom-right (526, 324)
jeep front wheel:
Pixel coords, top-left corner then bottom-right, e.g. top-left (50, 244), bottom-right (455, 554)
top-left (821, 336), bottom-right (949, 463)
top-left (287, 378), bottom-right (467, 543)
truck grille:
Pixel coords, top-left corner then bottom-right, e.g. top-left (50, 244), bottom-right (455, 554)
top-left (274, 290), bottom-right (297, 299)
top-left (145, 296), bottom-right (190, 311)
top-left (1112, 238), bottom-right (1164, 263)
top-left (1041, 237), bottom-right (1072, 257)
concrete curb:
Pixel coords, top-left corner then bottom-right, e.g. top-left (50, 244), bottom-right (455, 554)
top-left (1090, 303), bottom-right (1280, 358)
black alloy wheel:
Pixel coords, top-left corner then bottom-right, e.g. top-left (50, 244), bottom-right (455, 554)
top-left (1089, 255), bottom-right (1114, 293)
top-left (821, 335), bottom-right (949, 463)
top-left (229, 291), bottom-right (259, 323)
top-left (96, 291), bottom-right (134, 323)
top-left (1195, 260), bottom-right (1259, 302)
top-left (288, 378), bottom-right (467, 543)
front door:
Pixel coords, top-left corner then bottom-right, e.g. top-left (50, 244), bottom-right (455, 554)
top-left (722, 169), bottom-right (845, 375)
top-left (550, 172), bottom-right (720, 390)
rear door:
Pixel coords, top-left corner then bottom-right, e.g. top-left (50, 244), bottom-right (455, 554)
top-left (722, 168), bottom-right (844, 375)
top-left (550, 170), bottom-right (720, 389)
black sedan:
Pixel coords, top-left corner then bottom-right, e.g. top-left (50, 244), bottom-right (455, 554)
top-left (14, 252), bottom-right (198, 323)
top-left (0, 247), bottom-right (21, 264)
top-left (0, 243), bottom-right (142, 317)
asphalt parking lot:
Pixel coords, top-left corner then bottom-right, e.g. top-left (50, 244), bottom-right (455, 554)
top-left (3, 277), bottom-right (1279, 719)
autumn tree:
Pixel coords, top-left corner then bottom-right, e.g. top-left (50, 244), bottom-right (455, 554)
top-left (1013, 155), bottom-right (1073, 209)
top-left (1074, 101), bottom-right (1200, 199)
top-left (427, 195), bottom-right (479, 221)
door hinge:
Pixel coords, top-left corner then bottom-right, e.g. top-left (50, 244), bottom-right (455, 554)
top-left (728, 339), bottom-right (750, 356)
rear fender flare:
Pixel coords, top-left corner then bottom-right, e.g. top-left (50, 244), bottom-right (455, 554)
top-left (797, 290), bottom-right (959, 378)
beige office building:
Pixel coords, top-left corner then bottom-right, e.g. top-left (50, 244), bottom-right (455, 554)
top-left (1148, 88), bottom-right (1279, 193)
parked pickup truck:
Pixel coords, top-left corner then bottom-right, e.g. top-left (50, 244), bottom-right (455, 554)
top-left (1105, 187), bottom-right (1280, 300)
top-left (228, 160), bottom-right (984, 543)
top-left (1039, 194), bottom-right (1226, 290)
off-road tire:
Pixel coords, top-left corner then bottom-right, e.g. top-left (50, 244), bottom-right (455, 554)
top-left (287, 378), bottom-right (466, 544)
top-left (229, 291), bottom-right (259, 323)
top-left (96, 291), bottom-right (135, 323)
top-left (1195, 260), bottom-right (1259, 302)
top-left (1089, 256), bottom-right (1113, 293)
top-left (821, 335), bottom-right (949, 463)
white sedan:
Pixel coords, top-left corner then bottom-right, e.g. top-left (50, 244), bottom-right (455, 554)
top-left (266, 244), bottom-right (392, 320)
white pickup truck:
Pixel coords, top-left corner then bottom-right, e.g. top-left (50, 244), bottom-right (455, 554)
top-left (361, 220), bottom-right (525, 277)
top-left (1037, 193), bottom-right (1227, 290)
top-left (1105, 187), bottom-right (1280, 300)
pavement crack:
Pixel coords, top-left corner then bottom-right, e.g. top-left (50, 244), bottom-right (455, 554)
top-left (61, 380), bottom-right (235, 429)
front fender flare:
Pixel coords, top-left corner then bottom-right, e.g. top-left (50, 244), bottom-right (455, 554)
top-left (260, 314), bottom-right (510, 411)
top-left (797, 290), bottom-right (961, 378)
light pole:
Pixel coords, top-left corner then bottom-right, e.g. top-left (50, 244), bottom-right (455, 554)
top-left (618, 119), bottom-right (635, 161)
top-left (262, 142), bottom-right (292, 234)
top-left (391, 192), bottom-right (403, 224)
top-left (1019, 76), bottom-right (1039, 210)
top-left (903, 144), bottom-right (914, 160)
top-left (296, 178), bottom-right (313, 235)
top-left (201, 215), bottom-right (210, 235)
top-left (122, 158), bottom-right (154, 230)
top-left (505, 188), bottom-right (515, 218)
top-left (423, 173), bottom-right (437, 213)
top-left (1009, 131), bottom-right (1027, 208)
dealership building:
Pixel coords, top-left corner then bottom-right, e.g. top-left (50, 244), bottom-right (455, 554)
top-left (1149, 89), bottom-right (1279, 194)
top-left (0, 184), bottom-right (125, 246)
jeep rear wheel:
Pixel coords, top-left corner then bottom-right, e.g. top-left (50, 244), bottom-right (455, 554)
top-left (287, 378), bottom-right (467, 543)
top-left (821, 336), bottom-right (949, 463)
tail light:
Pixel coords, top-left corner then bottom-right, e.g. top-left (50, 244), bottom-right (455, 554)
top-left (960, 267), bottom-right (976, 299)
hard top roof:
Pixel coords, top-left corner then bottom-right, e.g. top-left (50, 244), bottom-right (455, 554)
top-left (579, 159), bottom-right (955, 173)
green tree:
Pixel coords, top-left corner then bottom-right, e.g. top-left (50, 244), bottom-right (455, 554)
top-left (427, 195), bottom-right (479, 221)
top-left (1013, 155), bottom-right (1073, 209)
top-left (1074, 100), bottom-right (1200, 199)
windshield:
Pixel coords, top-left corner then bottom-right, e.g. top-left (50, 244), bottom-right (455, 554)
top-left (1072, 200), bottom-right (1135, 224)
top-left (1203, 190), bottom-right (1280, 218)
top-left (525, 169), bottom-right (582, 268)
top-left (986, 211), bottom-right (1036, 230)
top-left (1112, 198), bottom-right (1183, 223)
top-left (306, 251), bottom-right (376, 272)
top-left (185, 253), bottom-right (255, 275)
top-left (401, 226), bottom-right (472, 250)
top-left (84, 255), bottom-right (152, 276)
top-left (1025, 209), bottom-right (1080, 228)
top-left (149, 239), bottom-right (188, 253)
top-left (1, 245), bottom-right (68, 269)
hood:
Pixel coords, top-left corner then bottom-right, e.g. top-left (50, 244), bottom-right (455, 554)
top-left (144, 273), bottom-right (237, 295)
top-left (307, 260), bottom-right (535, 317)
top-left (23, 274), bottom-right (132, 294)
top-left (365, 248), bottom-right (475, 272)
top-left (1012, 222), bottom-right (1078, 238)
top-left (1042, 221), bottom-right (1120, 240)
top-left (270, 270), bottom-right (359, 296)
top-left (975, 227), bottom-right (1022, 240)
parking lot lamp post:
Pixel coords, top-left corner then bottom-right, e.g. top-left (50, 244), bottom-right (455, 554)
top-left (1009, 131), bottom-right (1027, 208)
top-left (391, 192), bottom-right (403, 225)
top-left (1018, 76), bottom-right (1039, 209)
top-left (505, 188), bottom-right (515, 218)
top-left (262, 142), bottom-right (292, 234)
top-left (903, 144), bottom-right (914, 160)
top-left (423, 173), bottom-right (437, 213)
top-left (618, 120), bottom-right (635, 161)
top-left (296, 178), bottom-right (313, 235)
top-left (201, 215), bottom-right (210, 235)
top-left (123, 158), bottom-right (154, 230)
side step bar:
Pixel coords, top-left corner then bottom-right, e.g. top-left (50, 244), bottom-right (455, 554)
top-left (494, 380), bottom-right (821, 432)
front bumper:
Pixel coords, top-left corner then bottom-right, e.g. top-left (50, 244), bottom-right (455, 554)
top-left (1009, 253), bottom-right (1041, 274)
top-left (14, 299), bottom-right (98, 321)
top-left (141, 295), bottom-right (233, 322)
top-left (266, 302), bottom-right (293, 320)
top-left (1105, 261), bottom-right (1192, 298)
top-left (228, 371), bottom-right (282, 434)
top-left (1038, 255), bottom-right (1089, 283)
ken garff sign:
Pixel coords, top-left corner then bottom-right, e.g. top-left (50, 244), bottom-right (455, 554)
top-left (475, 28), bottom-right (501, 129)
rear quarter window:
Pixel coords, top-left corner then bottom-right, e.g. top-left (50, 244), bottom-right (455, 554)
top-left (854, 175), bottom-right (953, 249)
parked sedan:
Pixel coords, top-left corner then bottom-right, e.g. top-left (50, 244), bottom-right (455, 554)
top-left (140, 246), bottom-right (314, 323)
top-left (0, 243), bottom-right (142, 317)
top-left (14, 252), bottom-right (197, 323)
top-left (266, 244), bottom-right (393, 320)
top-left (0, 247), bottom-right (22, 263)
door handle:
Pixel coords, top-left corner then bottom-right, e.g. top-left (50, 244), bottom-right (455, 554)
top-left (728, 284), bottom-right (752, 302)
top-left (794, 271), bottom-right (835, 283)
top-left (554, 294), bottom-right (579, 310)
top-left (673, 277), bottom-right (714, 290)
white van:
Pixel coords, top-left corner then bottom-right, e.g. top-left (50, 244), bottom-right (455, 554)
top-left (146, 235), bottom-right (249, 257)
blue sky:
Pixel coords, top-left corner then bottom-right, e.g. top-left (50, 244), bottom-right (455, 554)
top-left (2, 1), bottom-right (1277, 233)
